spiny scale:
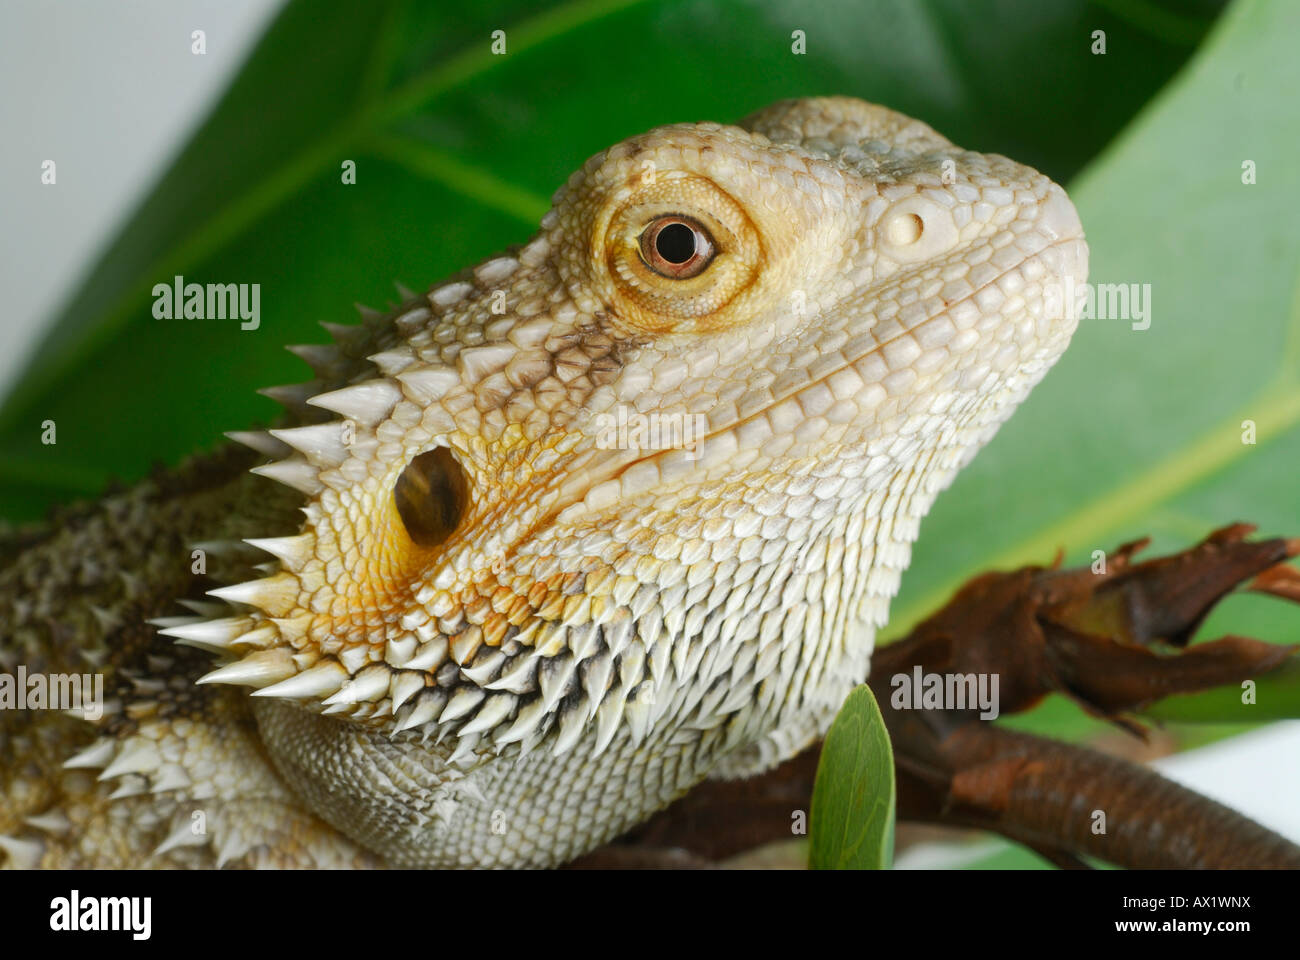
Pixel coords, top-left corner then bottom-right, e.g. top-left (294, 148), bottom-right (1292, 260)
top-left (244, 534), bottom-right (315, 571)
top-left (305, 380), bottom-right (401, 426)
top-left (225, 429), bottom-right (292, 459)
top-left (269, 423), bottom-right (349, 467)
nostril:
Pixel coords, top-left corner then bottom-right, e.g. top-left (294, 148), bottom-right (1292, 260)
top-left (394, 447), bottom-right (469, 548)
top-left (878, 196), bottom-right (957, 262)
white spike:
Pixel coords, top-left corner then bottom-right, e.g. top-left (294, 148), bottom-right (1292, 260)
top-left (89, 606), bottom-right (120, 632)
top-left (538, 656), bottom-right (577, 711)
top-left (485, 653), bottom-right (539, 694)
top-left (306, 380), bottom-right (401, 427)
top-left (591, 694), bottom-right (626, 756)
top-left (233, 624), bottom-right (280, 650)
top-left (150, 764), bottom-right (192, 794)
top-left (385, 634), bottom-right (418, 668)
top-left (551, 705), bottom-right (587, 755)
top-left (458, 693), bottom-right (514, 737)
top-left (457, 343), bottom-right (515, 382)
top-left (474, 256), bottom-right (519, 285)
top-left (393, 305), bottom-right (432, 335)
top-left (196, 648), bottom-right (295, 688)
top-left (250, 457), bottom-right (324, 495)
top-left (402, 638), bottom-right (449, 673)
top-left (177, 598), bottom-right (231, 618)
top-left (368, 349), bottom-right (415, 376)
top-left (145, 615), bottom-right (201, 629)
top-left (271, 614), bottom-right (313, 644)
top-left (188, 539), bottom-right (258, 558)
top-left (82, 649), bottom-right (109, 670)
top-left (447, 732), bottom-right (481, 766)
top-left (129, 676), bottom-right (166, 696)
top-left (158, 616), bottom-right (254, 652)
top-left (355, 302), bottom-right (385, 322)
top-left (396, 365), bottom-right (461, 404)
top-left (394, 693), bottom-right (444, 733)
top-left (153, 818), bottom-right (208, 857)
top-left (63, 738), bottom-right (115, 770)
top-left (625, 697), bottom-right (652, 746)
top-left (321, 320), bottom-right (367, 347)
top-left (251, 660), bottom-right (349, 701)
top-left (430, 281), bottom-right (473, 309)
top-left (455, 778), bottom-right (488, 806)
top-left (207, 573), bottom-right (298, 614)
top-left (98, 740), bottom-right (162, 781)
top-left (243, 534), bottom-right (315, 571)
top-left (389, 672), bottom-right (425, 712)
top-left (0, 835), bottom-right (43, 869)
top-left (493, 697), bottom-right (550, 746)
top-left (439, 687), bottom-right (485, 723)
top-left (24, 811), bottom-right (71, 836)
top-left (581, 652), bottom-right (613, 718)
top-left (108, 776), bottom-right (147, 800)
top-left (460, 650), bottom-right (505, 686)
top-left (215, 830), bottom-right (256, 869)
top-left (258, 381), bottom-right (322, 412)
top-left (225, 429), bottom-right (293, 459)
top-left (269, 423), bottom-right (348, 466)
top-left (395, 281), bottom-right (418, 300)
top-left (321, 666), bottom-right (390, 706)
top-left (286, 343), bottom-right (345, 377)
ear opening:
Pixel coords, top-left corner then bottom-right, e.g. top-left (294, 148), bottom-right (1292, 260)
top-left (394, 447), bottom-right (469, 548)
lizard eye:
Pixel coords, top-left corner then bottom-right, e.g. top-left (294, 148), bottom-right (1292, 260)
top-left (639, 215), bottom-right (715, 278)
top-left (599, 175), bottom-right (760, 329)
top-left (394, 447), bottom-right (469, 548)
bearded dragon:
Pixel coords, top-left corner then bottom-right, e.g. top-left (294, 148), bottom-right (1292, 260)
top-left (0, 97), bottom-right (1087, 868)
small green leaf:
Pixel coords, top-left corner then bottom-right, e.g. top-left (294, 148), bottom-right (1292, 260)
top-left (809, 684), bottom-right (896, 870)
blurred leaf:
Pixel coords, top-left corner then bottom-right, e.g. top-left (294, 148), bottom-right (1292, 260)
top-left (1, 0), bottom-right (1217, 521)
top-left (810, 685), bottom-right (896, 869)
top-left (889, 0), bottom-right (1300, 642)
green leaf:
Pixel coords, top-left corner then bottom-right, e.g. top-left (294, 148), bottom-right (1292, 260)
top-left (809, 685), bottom-right (896, 870)
top-left (888, 0), bottom-right (1300, 645)
top-left (1, 0), bottom-right (1215, 522)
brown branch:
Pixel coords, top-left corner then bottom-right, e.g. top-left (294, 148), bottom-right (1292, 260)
top-left (900, 723), bottom-right (1300, 869)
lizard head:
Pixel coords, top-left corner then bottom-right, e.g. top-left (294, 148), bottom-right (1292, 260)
top-left (179, 97), bottom-right (1086, 773)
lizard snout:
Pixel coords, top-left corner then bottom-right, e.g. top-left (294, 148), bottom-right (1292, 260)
top-left (1037, 183), bottom-right (1085, 243)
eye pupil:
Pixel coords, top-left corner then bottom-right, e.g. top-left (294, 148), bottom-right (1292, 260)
top-left (654, 222), bottom-right (697, 264)
top-left (639, 215), bottom-right (715, 279)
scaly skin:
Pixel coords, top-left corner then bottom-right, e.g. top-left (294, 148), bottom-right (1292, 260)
top-left (0, 98), bottom-right (1086, 868)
